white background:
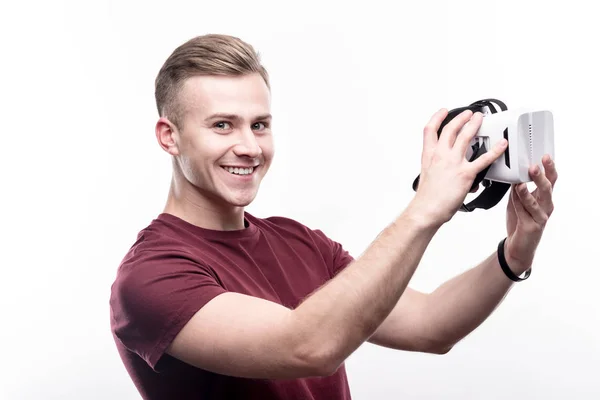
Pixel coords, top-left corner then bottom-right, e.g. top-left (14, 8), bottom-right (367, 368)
top-left (1, 0), bottom-right (598, 399)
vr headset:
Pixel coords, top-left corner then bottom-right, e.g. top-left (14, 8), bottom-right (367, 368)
top-left (412, 99), bottom-right (555, 212)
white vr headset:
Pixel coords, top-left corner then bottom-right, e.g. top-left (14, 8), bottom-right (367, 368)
top-left (412, 99), bottom-right (555, 212)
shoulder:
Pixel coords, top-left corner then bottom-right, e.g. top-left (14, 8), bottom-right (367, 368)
top-left (248, 213), bottom-right (354, 277)
top-left (120, 213), bottom-right (223, 261)
top-left (110, 216), bottom-right (225, 323)
top-left (116, 225), bottom-right (194, 272)
top-left (248, 213), bottom-right (325, 239)
top-left (247, 213), bottom-right (345, 253)
top-left (112, 218), bottom-right (219, 296)
top-left (254, 214), bottom-right (312, 231)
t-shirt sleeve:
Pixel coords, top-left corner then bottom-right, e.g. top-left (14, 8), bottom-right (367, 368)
top-left (110, 248), bottom-right (227, 371)
top-left (312, 229), bottom-right (354, 278)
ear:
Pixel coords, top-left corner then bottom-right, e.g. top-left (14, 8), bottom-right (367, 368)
top-left (156, 117), bottom-right (180, 156)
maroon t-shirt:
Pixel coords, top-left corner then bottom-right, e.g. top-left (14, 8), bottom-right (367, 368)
top-left (109, 212), bottom-right (354, 400)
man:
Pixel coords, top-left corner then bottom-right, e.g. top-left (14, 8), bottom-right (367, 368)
top-left (109, 34), bottom-right (557, 400)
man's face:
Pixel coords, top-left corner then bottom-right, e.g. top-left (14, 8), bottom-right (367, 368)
top-left (168, 73), bottom-right (274, 208)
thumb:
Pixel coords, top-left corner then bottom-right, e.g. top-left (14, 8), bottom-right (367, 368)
top-left (470, 139), bottom-right (508, 172)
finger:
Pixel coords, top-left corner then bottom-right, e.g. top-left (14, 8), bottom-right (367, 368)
top-left (529, 164), bottom-right (554, 213)
top-left (542, 154), bottom-right (558, 188)
top-left (439, 109), bottom-right (473, 148)
top-left (454, 112), bottom-right (484, 154)
top-left (511, 184), bottom-right (529, 219)
top-left (515, 183), bottom-right (549, 226)
top-left (422, 108), bottom-right (448, 163)
top-left (468, 138), bottom-right (508, 172)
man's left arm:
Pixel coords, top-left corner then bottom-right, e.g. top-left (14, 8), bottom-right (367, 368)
top-left (368, 154), bottom-right (558, 354)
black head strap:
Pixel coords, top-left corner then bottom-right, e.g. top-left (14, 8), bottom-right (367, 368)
top-left (412, 98), bottom-right (511, 212)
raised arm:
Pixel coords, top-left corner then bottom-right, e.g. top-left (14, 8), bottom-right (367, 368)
top-left (369, 154), bottom-right (558, 354)
top-left (167, 208), bottom-right (438, 379)
top-left (166, 109), bottom-right (508, 379)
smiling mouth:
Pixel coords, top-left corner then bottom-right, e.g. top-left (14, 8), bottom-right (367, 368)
top-left (221, 166), bottom-right (257, 176)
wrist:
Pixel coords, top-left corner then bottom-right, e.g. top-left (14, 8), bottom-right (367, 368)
top-left (498, 238), bottom-right (532, 282)
top-left (503, 240), bottom-right (532, 276)
top-left (404, 199), bottom-right (447, 231)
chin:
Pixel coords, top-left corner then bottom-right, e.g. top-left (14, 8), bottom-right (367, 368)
top-left (223, 191), bottom-right (259, 208)
top-left (226, 199), bottom-right (255, 209)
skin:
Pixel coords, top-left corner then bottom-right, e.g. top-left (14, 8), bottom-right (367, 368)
top-left (155, 73), bottom-right (558, 379)
top-left (156, 73), bottom-right (274, 231)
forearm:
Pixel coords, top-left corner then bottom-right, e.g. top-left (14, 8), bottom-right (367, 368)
top-left (423, 246), bottom-right (529, 351)
top-left (290, 205), bottom-right (440, 374)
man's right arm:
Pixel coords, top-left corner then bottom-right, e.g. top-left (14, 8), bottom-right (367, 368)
top-left (166, 108), bottom-right (508, 379)
top-left (166, 207), bottom-right (440, 379)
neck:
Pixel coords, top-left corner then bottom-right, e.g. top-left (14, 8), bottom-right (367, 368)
top-left (163, 175), bottom-right (246, 231)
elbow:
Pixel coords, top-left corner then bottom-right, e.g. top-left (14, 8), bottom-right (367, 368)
top-left (312, 354), bottom-right (344, 377)
top-left (291, 340), bottom-right (346, 377)
top-left (425, 340), bottom-right (454, 355)
top-left (430, 344), bottom-right (453, 355)
top-left (285, 312), bottom-right (349, 377)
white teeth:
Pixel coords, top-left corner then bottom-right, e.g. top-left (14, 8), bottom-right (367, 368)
top-left (223, 166), bottom-right (254, 175)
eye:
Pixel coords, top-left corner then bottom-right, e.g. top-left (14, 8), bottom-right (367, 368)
top-left (214, 121), bottom-right (231, 130)
top-left (252, 122), bottom-right (269, 131)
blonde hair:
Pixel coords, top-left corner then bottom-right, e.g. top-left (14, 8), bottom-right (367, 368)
top-left (155, 34), bottom-right (270, 129)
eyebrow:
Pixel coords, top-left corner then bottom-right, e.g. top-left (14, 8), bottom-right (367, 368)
top-left (204, 113), bottom-right (272, 122)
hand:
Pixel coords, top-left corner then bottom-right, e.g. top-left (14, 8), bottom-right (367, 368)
top-left (409, 108), bottom-right (508, 226)
top-left (503, 155), bottom-right (558, 274)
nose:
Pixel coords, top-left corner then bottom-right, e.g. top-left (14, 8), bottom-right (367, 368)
top-left (233, 128), bottom-right (262, 158)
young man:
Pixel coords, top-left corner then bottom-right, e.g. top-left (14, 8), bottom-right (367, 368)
top-left (109, 34), bottom-right (558, 400)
